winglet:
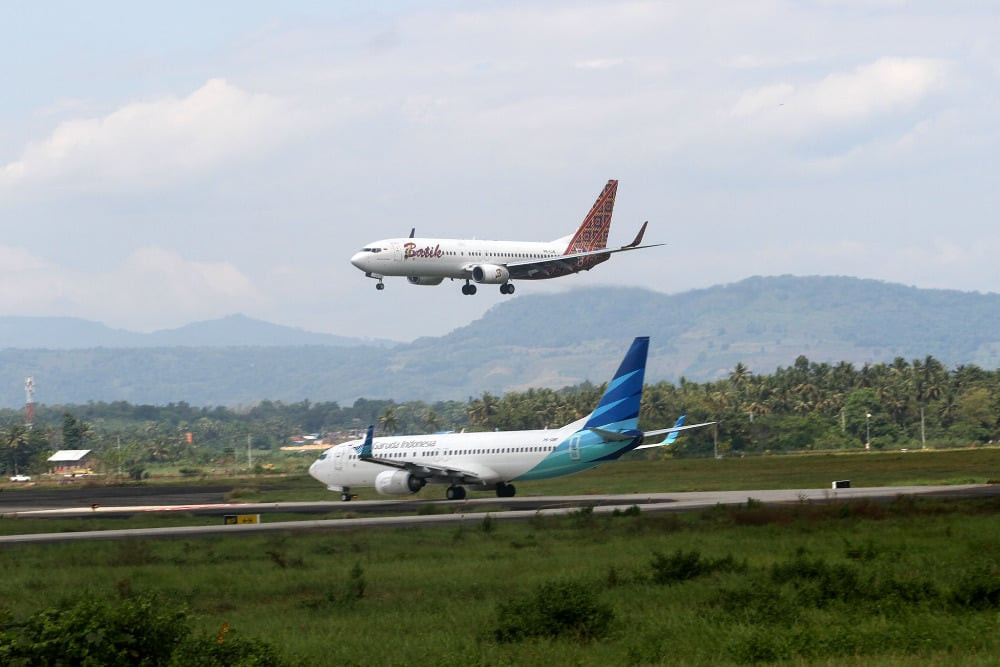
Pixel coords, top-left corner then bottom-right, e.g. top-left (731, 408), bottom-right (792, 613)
top-left (622, 221), bottom-right (648, 248)
top-left (408, 228), bottom-right (415, 238)
top-left (360, 425), bottom-right (374, 459)
top-left (583, 336), bottom-right (648, 430)
top-left (662, 414), bottom-right (685, 445)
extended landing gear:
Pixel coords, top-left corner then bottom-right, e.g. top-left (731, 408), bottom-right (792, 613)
top-left (495, 482), bottom-right (516, 498)
top-left (446, 485), bottom-right (467, 500)
top-left (375, 281), bottom-right (384, 291)
top-left (500, 283), bottom-right (515, 295)
top-left (365, 272), bottom-right (385, 291)
top-left (461, 281), bottom-right (477, 295)
top-left (340, 489), bottom-right (353, 502)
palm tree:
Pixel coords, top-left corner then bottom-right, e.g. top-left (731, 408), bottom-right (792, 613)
top-left (729, 363), bottom-right (751, 390)
top-left (467, 392), bottom-right (500, 429)
top-left (423, 410), bottom-right (441, 432)
top-left (4, 423), bottom-right (29, 475)
top-left (378, 406), bottom-right (399, 435)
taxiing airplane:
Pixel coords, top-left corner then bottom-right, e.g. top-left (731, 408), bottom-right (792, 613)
top-left (350, 180), bottom-right (661, 295)
top-left (308, 337), bottom-right (714, 501)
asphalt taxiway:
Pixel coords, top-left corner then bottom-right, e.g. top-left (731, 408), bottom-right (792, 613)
top-left (1, 483), bottom-right (996, 545)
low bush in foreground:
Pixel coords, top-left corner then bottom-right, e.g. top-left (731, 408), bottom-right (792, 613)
top-left (0, 592), bottom-right (286, 666)
top-left (493, 580), bottom-right (613, 642)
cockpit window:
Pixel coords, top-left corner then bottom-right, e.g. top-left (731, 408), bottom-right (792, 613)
top-left (360, 247), bottom-right (382, 253)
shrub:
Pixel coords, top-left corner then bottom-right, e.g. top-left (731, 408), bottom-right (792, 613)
top-left (302, 561), bottom-right (366, 609)
top-left (611, 505), bottom-right (642, 517)
top-left (650, 549), bottom-right (703, 584)
top-left (650, 549), bottom-right (745, 585)
top-left (770, 551), bottom-right (861, 607)
top-left (171, 629), bottom-right (285, 667)
top-left (0, 592), bottom-right (187, 665)
top-left (950, 570), bottom-right (1000, 610)
top-left (493, 581), bottom-right (613, 642)
top-left (171, 629), bottom-right (285, 666)
top-left (569, 505), bottom-right (596, 528)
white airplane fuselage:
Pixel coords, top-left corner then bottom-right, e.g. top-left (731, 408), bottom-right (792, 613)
top-left (309, 421), bottom-right (588, 494)
top-left (350, 237), bottom-right (571, 283)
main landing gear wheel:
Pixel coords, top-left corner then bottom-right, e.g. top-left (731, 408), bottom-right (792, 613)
top-left (495, 482), bottom-right (516, 498)
top-left (500, 283), bottom-right (515, 295)
top-left (461, 282), bottom-right (477, 295)
top-left (446, 486), bottom-right (467, 500)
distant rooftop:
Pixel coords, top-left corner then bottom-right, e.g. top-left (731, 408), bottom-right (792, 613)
top-left (47, 450), bottom-right (92, 462)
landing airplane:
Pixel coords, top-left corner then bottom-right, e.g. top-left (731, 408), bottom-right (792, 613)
top-left (350, 180), bottom-right (661, 295)
top-left (308, 337), bottom-right (715, 501)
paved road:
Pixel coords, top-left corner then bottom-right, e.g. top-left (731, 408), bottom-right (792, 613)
top-left (1, 483), bottom-right (996, 545)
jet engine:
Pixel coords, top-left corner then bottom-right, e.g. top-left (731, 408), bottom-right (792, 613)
top-left (374, 469), bottom-right (426, 495)
top-left (471, 264), bottom-right (510, 284)
top-left (407, 276), bottom-right (444, 286)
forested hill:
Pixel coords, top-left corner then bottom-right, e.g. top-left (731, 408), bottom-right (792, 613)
top-left (2, 275), bottom-right (999, 407)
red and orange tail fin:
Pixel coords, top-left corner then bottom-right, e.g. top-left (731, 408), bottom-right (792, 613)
top-left (563, 180), bottom-right (618, 254)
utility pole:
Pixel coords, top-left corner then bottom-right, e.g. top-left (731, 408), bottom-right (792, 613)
top-left (865, 413), bottom-right (871, 451)
top-left (921, 407), bottom-right (926, 449)
top-left (247, 434), bottom-right (252, 469)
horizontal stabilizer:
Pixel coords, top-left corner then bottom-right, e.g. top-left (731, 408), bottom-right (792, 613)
top-left (588, 427), bottom-right (636, 442)
top-left (635, 421), bottom-right (716, 450)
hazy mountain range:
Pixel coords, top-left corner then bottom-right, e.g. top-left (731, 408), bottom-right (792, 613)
top-left (2, 275), bottom-right (999, 408)
top-left (0, 313), bottom-right (395, 349)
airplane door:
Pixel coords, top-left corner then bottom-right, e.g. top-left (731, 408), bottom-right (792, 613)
top-left (333, 448), bottom-right (345, 470)
top-left (569, 435), bottom-right (581, 461)
top-left (392, 242), bottom-right (402, 262)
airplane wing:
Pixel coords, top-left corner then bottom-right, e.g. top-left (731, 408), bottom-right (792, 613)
top-left (368, 456), bottom-right (503, 486)
top-left (358, 426), bottom-right (502, 485)
top-left (504, 241), bottom-right (664, 280)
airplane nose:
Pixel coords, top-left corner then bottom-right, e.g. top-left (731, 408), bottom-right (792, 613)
top-left (350, 252), bottom-right (367, 269)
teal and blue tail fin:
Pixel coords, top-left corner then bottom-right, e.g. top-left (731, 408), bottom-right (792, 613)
top-left (359, 425), bottom-right (374, 458)
top-left (583, 336), bottom-right (648, 431)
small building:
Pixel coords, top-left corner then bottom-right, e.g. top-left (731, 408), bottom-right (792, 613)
top-left (47, 450), bottom-right (93, 475)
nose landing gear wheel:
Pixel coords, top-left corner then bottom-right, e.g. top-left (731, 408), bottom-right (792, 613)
top-left (375, 282), bottom-right (384, 291)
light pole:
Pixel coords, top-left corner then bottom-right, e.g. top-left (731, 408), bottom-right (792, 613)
top-left (865, 413), bottom-right (871, 451)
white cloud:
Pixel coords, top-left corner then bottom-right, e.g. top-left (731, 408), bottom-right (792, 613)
top-left (1, 79), bottom-right (299, 195)
top-left (731, 57), bottom-right (949, 127)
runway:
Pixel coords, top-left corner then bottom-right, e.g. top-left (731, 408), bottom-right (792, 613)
top-left (1, 483), bottom-right (996, 545)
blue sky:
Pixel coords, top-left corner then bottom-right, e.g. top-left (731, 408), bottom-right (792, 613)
top-left (2, 1), bottom-right (998, 339)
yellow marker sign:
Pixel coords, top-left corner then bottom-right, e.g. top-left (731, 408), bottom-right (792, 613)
top-left (223, 514), bottom-right (260, 525)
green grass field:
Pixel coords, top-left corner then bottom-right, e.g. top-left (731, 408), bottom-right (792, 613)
top-left (1, 448), bottom-right (998, 665)
top-left (1, 496), bottom-right (998, 665)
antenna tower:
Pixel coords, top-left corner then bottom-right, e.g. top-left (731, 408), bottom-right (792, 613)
top-left (25, 377), bottom-right (35, 429)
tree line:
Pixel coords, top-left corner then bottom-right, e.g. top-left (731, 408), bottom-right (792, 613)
top-left (3, 353), bottom-right (998, 476)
